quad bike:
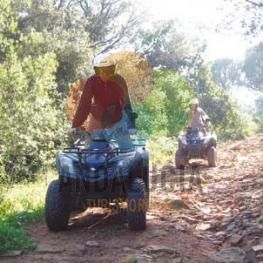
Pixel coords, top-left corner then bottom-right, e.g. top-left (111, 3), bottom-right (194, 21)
top-left (45, 110), bottom-right (149, 232)
top-left (175, 127), bottom-right (217, 169)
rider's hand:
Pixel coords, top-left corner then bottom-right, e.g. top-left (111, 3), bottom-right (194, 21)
top-left (68, 128), bottom-right (77, 135)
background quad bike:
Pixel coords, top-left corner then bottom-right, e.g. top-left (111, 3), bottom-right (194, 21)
top-left (175, 127), bottom-right (217, 169)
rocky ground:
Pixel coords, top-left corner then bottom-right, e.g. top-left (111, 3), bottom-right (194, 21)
top-left (1, 135), bottom-right (263, 263)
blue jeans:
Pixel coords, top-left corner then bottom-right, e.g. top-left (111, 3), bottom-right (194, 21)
top-left (91, 111), bottom-right (133, 152)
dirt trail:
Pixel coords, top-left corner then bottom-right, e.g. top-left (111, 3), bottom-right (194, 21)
top-left (1, 135), bottom-right (263, 263)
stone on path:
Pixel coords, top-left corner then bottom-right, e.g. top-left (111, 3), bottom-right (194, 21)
top-left (146, 244), bottom-right (178, 255)
top-left (36, 244), bottom-right (65, 253)
top-left (213, 247), bottom-right (247, 263)
top-left (252, 244), bottom-right (263, 254)
top-left (85, 241), bottom-right (100, 247)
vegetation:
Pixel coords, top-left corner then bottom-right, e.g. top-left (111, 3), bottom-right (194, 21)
top-left (147, 136), bottom-right (178, 166)
top-left (254, 96), bottom-right (263, 131)
top-left (244, 42), bottom-right (263, 92)
top-left (222, 0), bottom-right (263, 38)
top-left (135, 70), bottom-right (193, 136)
top-left (0, 0), bottom-right (258, 183)
top-left (0, 171), bottom-right (53, 254)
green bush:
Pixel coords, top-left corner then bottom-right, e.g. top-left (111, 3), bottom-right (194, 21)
top-left (147, 136), bottom-right (178, 166)
top-left (0, 172), bottom-right (52, 254)
top-left (135, 70), bottom-right (193, 136)
top-left (0, 0), bottom-right (68, 181)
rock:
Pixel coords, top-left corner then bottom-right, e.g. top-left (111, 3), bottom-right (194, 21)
top-left (213, 247), bottom-right (247, 263)
top-left (256, 253), bottom-right (263, 261)
top-left (36, 244), bottom-right (65, 253)
top-left (214, 213), bottom-right (225, 221)
top-left (215, 231), bottom-right (226, 237)
top-left (214, 231), bottom-right (227, 243)
top-left (199, 206), bottom-right (212, 215)
top-left (1, 250), bottom-right (23, 257)
top-left (230, 144), bottom-right (241, 151)
top-left (230, 234), bottom-right (243, 246)
top-left (175, 224), bottom-right (186, 232)
top-left (146, 214), bottom-right (158, 220)
top-left (212, 240), bottom-right (224, 246)
top-left (226, 222), bottom-right (236, 232)
top-left (202, 172), bottom-right (213, 180)
top-left (168, 198), bottom-right (189, 210)
top-left (69, 245), bottom-right (87, 256)
top-left (248, 226), bottom-right (263, 236)
top-left (73, 244), bottom-right (86, 251)
top-left (85, 241), bottom-right (100, 247)
top-left (252, 244), bottom-right (263, 254)
top-left (146, 245), bottom-right (178, 255)
top-left (123, 247), bottom-right (134, 252)
top-left (134, 244), bottom-right (147, 249)
top-left (181, 215), bottom-right (198, 224)
top-left (195, 223), bottom-right (211, 231)
top-left (257, 216), bottom-right (263, 225)
top-left (148, 229), bottom-right (169, 238)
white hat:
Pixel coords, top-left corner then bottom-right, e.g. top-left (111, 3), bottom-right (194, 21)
top-left (93, 54), bottom-right (115, 68)
top-left (189, 98), bottom-right (199, 105)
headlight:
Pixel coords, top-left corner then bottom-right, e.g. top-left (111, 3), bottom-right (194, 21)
top-left (203, 138), bottom-right (210, 146)
top-left (181, 138), bottom-right (187, 145)
top-left (178, 135), bottom-right (187, 145)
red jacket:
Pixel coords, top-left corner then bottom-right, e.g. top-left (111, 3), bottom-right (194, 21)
top-left (72, 74), bottom-right (125, 128)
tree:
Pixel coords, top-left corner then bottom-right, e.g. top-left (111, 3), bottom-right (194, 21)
top-left (211, 58), bottom-right (242, 89)
top-left (254, 96), bottom-right (263, 131)
top-left (0, 0), bottom-right (68, 182)
top-left (16, 0), bottom-right (139, 54)
top-left (221, 0), bottom-right (263, 38)
top-left (135, 70), bottom-right (194, 136)
top-left (13, 0), bottom-right (140, 95)
top-left (134, 20), bottom-right (250, 140)
top-left (134, 20), bottom-right (206, 85)
top-left (196, 66), bottom-right (250, 140)
top-left (243, 42), bottom-right (263, 92)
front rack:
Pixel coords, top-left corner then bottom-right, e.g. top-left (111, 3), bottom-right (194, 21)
top-left (63, 147), bottom-right (135, 155)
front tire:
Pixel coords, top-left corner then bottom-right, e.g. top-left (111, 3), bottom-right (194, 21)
top-left (208, 146), bottom-right (217, 167)
top-left (45, 180), bottom-right (71, 232)
top-left (143, 161), bottom-right (150, 210)
top-left (127, 179), bottom-right (146, 230)
top-left (175, 149), bottom-right (185, 169)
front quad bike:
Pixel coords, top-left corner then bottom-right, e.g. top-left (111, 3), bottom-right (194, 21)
top-left (175, 127), bottom-right (217, 169)
top-left (45, 126), bottom-right (149, 232)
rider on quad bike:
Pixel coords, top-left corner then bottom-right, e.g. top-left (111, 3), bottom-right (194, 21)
top-left (45, 56), bottom-right (149, 232)
top-left (188, 98), bottom-right (211, 131)
top-left (175, 98), bottom-right (217, 169)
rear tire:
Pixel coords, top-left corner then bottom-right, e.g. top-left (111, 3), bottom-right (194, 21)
top-left (208, 146), bottom-right (217, 167)
top-left (45, 180), bottom-right (71, 232)
top-left (127, 178), bottom-right (146, 231)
